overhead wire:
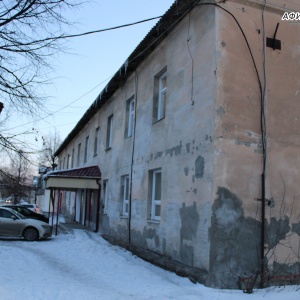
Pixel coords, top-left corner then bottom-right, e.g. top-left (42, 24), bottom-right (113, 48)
top-left (5, 75), bottom-right (113, 131)
top-left (5, 3), bottom-right (196, 133)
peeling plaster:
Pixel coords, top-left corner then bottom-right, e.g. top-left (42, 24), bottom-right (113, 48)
top-left (208, 187), bottom-right (260, 288)
top-left (165, 141), bottom-right (182, 157)
top-left (184, 167), bottom-right (189, 176)
top-left (180, 202), bottom-right (199, 265)
top-left (216, 106), bottom-right (225, 118)
top-left (186, 143), bottom-right (191, 153)
top-left (195, 155), bottom-right (205, 178)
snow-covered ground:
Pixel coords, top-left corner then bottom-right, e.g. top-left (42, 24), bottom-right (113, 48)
top-left (0, 229), bottom-right (299, 300)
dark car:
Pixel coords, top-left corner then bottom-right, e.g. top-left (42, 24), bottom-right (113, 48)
top-left (2, 205), bottom-right (49, 223)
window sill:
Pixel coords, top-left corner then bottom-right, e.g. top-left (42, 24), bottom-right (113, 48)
top-left (100, 212), bottom-right (107, 215)
top-left (105, 147), bottom-right (111, 152)
top-left (152, 116), bottom-right (165, 125)
top-left (120, 215), bottom-right (128, 219)
top-left (147, 219), bottom-right (160, 224)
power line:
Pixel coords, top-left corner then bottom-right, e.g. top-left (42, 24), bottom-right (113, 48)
top-left (6, 75), bottom-right (112, 131)
top-left (5, 14), bottom-right (167, 131)
top-left (4, 16), bottom-right (163, 48)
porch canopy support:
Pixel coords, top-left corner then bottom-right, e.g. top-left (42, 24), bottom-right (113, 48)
top-left (44, 166), bottom-right (101, 235)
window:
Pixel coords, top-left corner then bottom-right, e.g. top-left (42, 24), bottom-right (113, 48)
top-left (84, 136), bottom-right (89, 163)
top-left (77, 143), bottom-right (81, 166)
top-left (106, 114), bottom-right (113, 149)
top-left (0, 208), bottom-right (14, 218)
top-left (101, 180), bottom-right (108, 214)
top-left (94, 127), bottom-right (100, 156)
top-left (67, 154), bottom-right (71, 169)
top-left (71, 149), bottom-right (75, 168)
top-left (125, 96), bottom-right (134, 138)
top-left (121, 175), bottom-right (130, 216)
top-left (153, 68), bottom-right (167, 123)
top-left (150, 169), bottom-right (162, 220)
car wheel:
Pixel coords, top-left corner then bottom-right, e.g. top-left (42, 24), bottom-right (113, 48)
top-left (23, 227), bottom-right (39, 241)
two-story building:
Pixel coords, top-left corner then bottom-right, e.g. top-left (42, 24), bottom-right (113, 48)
top-left (45, 0), bottom-right (300, 290)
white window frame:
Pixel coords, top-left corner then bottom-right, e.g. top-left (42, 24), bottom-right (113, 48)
top-left (121, 175), bottom-right (130, 216)
top-left (151, 169), bottom-right (162, 220)
top-left (157, 72), bottom-right (167, 120)
top-left (106, 115), bottom-right (113, 149)
top-left (127, 98), bottom-right (134, 137)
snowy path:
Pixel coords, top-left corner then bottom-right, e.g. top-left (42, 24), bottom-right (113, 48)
top-left (0, 230), bottom-right (299, 300)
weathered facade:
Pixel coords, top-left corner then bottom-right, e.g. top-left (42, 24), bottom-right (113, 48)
top-left (46, 0), bottom-right (300, 289)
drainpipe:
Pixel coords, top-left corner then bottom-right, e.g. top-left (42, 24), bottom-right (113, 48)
top-left (95, 179), bottom-right (101, 233)
top-left (260, 173), bottom-right (266, 288)
top-left (260, 1), bottom-right (267, 288)
top-left (128, 71), bottom-right (139, 244)
top-left (48, 188), bottom-right (52, 221)
top-left (55, 189), bottom-right (60, 236)
top-left (51, 189), bottom-right (55, 229)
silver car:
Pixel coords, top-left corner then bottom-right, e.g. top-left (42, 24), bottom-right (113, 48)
top-left (0, 207), bottom-right (52, 241)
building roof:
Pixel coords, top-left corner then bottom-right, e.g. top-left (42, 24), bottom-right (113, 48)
top-left (55, 0), bottom-right (201, 156)
top-left (48, 166), bottom-right (101, 178)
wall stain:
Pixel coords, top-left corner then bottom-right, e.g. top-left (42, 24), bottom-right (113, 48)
top-left (130, 226), bottom-right (160, 249)
top-left (209, 187), bottom-right (299, 289)
top-left (205, 135), bottom-right (213, 143)
top-left (180, 202), bottom-right (199, 266)
top-left (208, 187), bottom-right (260, 288)
top-left (184, 167), bottom-right (189, 176)
top-left (165, 141), bottom-right (182, 157)
top-left (217, 106), bottom-right (225, 118)
top-left (292, 222), bottom-right (300, 236)
top-left (155, 151), bottom-right (163, 159)
top-left (186, 143), bottom-right (191, 153)
top-left (195, 155), bottom-right (205, 178)
top-left (265, 216), bottom-right (290, 249)
top-left (235, 139), bottom-right (251, 147)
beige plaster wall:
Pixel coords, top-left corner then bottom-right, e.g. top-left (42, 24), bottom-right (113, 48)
top-left (210, 0), bottom-right (300, 288)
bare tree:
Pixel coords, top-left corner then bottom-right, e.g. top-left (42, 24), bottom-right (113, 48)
top-left (0, 0), bottom-right (80, 116)
top-left (38, 130), bottom-right (61, 170)
top-left (0, 0), bottom-right (80, 152)
top-left (0, 151), bottom-right (34, 203)
top-left (0, 1), bottom-right (81, 197)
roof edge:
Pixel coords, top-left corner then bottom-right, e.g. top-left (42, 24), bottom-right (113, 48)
top-left (55, 0), bottom-right (202, 156)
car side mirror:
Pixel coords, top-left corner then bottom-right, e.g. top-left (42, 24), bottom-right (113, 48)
top-left (11, 215), bottom-right (17, 221)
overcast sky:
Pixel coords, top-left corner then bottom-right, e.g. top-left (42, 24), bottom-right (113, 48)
top-left (3, 0), bottom-right (175, 164)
